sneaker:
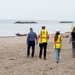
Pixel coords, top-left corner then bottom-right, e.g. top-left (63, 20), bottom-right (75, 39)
top-left (31, 56), bottom-right (34, 58)
top-left (56, 61), bottom-right (59, 63)
top-left (39, 56), bottom-right (42, 59)
top-left (44, 57), bottom-right (46, 60)
top-left (26, 55), bottom-right (30, 58)
top-left (73, 55), bottom-right (75, 58)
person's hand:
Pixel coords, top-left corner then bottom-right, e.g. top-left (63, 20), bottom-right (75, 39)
top-left (36, 40), bottom-right (38, 44)
top-left (69, 41), bottom-right (70, 44)
top-left (26, 43), bottom-right (28, 46)
top-left (69, 41), bottom-right (71, 44)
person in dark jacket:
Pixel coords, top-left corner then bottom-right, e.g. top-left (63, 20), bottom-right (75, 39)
top-left (69, 27), bottom-right (75, 58)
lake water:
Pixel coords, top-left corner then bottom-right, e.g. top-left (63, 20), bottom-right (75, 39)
top-left (0, 20), bottom-right (75, 36)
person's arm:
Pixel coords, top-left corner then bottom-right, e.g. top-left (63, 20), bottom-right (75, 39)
top-left (26, 34), bottom-right (29, 45)
top-left (60, 36), bottom-right (62, 43)
top-left (35, 33), bottom-right (38, 44)
top-left (37, 35), bottom-right (40, 41)
top-left (47, 31), bottom-right (49, 39)
top-left (53, 36), bottom-right (55, 44)
top-left (69, 35), bottom-right (72, 44)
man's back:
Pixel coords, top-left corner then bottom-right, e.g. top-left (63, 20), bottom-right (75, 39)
top-left (27, 31), bottom-right (37, 44)
top-left (28, 31), bottom-right (37, 41)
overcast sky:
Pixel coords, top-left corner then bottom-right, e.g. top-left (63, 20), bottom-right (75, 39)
top-left (0, 0), bottom-right (75, 20)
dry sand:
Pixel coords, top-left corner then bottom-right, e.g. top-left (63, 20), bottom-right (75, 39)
top-left (0, 33), bottom-right (75, 75)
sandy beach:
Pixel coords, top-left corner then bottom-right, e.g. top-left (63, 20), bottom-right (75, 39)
top-left (0, 33), bottom-right (75, 75)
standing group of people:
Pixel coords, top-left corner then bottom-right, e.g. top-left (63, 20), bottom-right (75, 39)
top-left (25, 26), bottom-right (62, 63)
top-left (19, 25), bottom-right (75, 63)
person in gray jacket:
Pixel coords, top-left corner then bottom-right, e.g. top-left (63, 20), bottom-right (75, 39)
top-left (18, 27), bottom-right (37, 58)
top-left (26, 28), bottom-right (37, 57)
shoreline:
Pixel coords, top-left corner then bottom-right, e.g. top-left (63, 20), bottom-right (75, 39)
top-left (0, 31), bottom-right (71, 38)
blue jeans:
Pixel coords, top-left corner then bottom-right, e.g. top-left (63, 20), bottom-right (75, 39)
top-left (55, 49), bottom-right (60, 62)
top-left (72, 41), bottom-right (75, 55)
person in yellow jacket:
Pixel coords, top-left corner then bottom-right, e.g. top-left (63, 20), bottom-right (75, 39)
top-left (53, 29), bottom-right (62, 63)
top-left (38, 26), bottom-right (49, 60)
top-left (71, 25), bottom-right (74, 31)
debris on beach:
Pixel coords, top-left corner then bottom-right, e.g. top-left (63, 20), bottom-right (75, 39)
top-left (59, 21), bottom-right (73, 23)
top-left (62, 35), bottom-right (69, 38)
top-left (15, 33), bottom-right (27, 36)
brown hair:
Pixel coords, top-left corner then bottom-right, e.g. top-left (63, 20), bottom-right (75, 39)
top-left (42, 26), bottom-right (45, 29)
top-left (54, 32), bottom-right (60, 41)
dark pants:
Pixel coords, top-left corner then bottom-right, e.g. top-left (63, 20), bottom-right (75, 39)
top-left (39, 43), bottom-right (47, 59)
top-left (27, 41), bottom-right (35, 57)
